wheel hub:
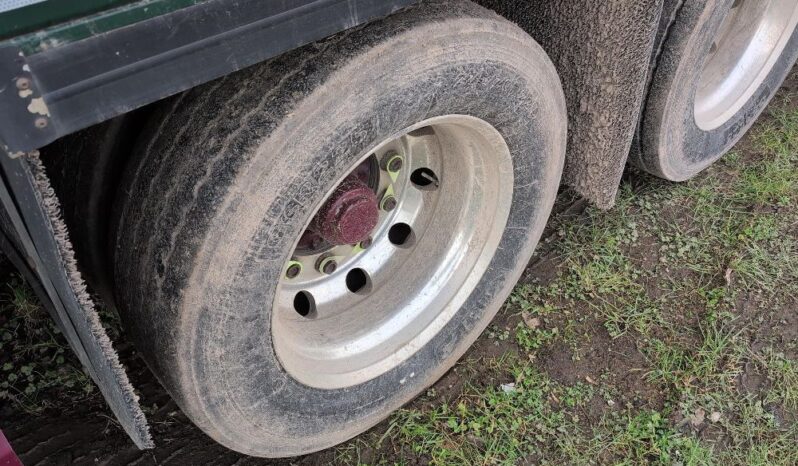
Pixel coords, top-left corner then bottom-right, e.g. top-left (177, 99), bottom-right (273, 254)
top-left (272, 115), bottom-right (514, 389)
top-left (312, 178), bottom-right (379, 246)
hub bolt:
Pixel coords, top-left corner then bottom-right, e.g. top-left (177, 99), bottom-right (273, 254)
top-left (317, 255), bottom-right (338, 275)
top-left (359, 237), bottom-right (372, 249)
top-left (381, 152), bottom-right (404, 173)
top-left (285, 261), bottom-right (302, 279)
top-left (381, 195), bottom-right (397, 212)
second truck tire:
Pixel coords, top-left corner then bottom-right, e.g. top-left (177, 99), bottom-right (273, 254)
top-left (637, 0), bottom-right (798, 181)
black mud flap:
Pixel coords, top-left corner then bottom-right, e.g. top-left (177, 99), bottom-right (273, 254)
top-left (0, 151), bottom-right (152, 449)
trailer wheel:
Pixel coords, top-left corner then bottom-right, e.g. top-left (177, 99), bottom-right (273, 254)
top-left (112, 0), bottom-right (566, 457)
top-left (637, 0), bottom-right (798, 181)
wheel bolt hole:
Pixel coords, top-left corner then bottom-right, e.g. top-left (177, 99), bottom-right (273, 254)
top-left (410, 167), bottom-right (439, 190)
top-left (346, 268), bottom-right (371, 294)
top-left (388, 223), bottom-right (414, 247)
top-left (293, 291), bottom-right (315, 317)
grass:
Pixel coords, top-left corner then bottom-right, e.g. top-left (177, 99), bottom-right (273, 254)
top-left (643, 319), bottom-right (745, 394)
top-left (334, 91), bottom-right (798, 464)
top-left (0, 275), bottom-right (95, 413)
top-left (380, 364), bottom-right (591, 464)
top-left (760, 348), bottom-right (798, 410)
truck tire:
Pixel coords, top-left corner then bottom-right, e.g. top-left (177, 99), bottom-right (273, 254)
top-left (637, 0), bottom-right (798, 181)
top-left (44, 110), bottom-right (149, 304)
top-left (112, 0), bottom-right (566, 457)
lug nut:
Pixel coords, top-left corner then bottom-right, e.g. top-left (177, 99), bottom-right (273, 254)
top-left (381, 152), bottom-right (404, 173)
top-left (317, 256), bottom-right (338, 275)
top-left (359, 237), bottom-right (372, 249)
top-left (285, 262), bottom-right (302, 279)
top-left (389, 158), bottom-right (402, 172)
top-left (381, 195), bottom-right (397, 212)
top-left (322, 261), bottom-right (337, 274)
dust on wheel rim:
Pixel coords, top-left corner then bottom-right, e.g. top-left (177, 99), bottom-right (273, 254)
top-left (271, 115), bottom-right (514, 389)
top-left (694, 0), bottom-right (798, 131)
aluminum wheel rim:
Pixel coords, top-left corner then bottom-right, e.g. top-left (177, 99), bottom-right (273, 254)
top-left (272, 115), bottom-right (514, 389)
top-left (694, 0), bottom-right (798, 131)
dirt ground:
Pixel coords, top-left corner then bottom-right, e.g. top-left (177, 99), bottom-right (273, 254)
top-left (1, 71), bottom-right (797, 465)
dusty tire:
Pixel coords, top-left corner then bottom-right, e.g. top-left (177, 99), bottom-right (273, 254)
top-left (44, 110), bottom-right (150, 303)
top-left (636, 0), bottom-right (798, 181)
top-left (113, 0), bottom-right (566, 457)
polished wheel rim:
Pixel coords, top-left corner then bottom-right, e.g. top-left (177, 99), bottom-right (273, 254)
top-left (695, 0), bottom-right (798, 131)
top-left (272, 115), bottom-right (514, 389)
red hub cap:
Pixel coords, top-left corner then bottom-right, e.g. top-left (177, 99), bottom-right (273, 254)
top-left (312, 177), bottom-right (379, 246)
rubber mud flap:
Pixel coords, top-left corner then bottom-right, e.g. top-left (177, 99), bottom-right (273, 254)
top-left (476, 0), bottom-right (664, 209)
top-left (0, 153), bottom-right (152, 449)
